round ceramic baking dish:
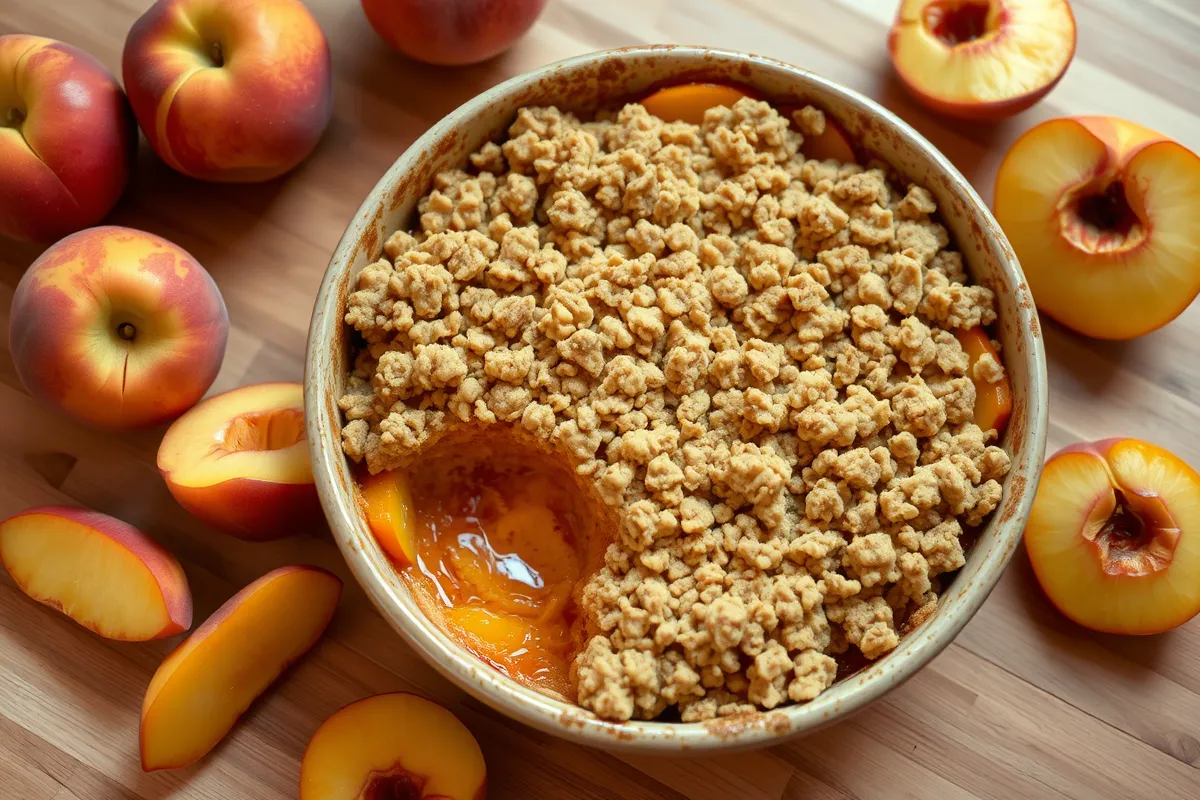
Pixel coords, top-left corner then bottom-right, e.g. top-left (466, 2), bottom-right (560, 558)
top-left (305, 45), bottom-right (1048, 753)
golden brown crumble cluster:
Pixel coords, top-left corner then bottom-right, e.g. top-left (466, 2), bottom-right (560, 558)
top-left (339, 98), bottom-right (1011, 722)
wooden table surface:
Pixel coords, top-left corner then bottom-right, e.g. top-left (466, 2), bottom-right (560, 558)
top-left (3, 1), bottom-right (1199, 798)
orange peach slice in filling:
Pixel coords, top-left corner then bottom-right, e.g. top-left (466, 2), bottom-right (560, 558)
top-left (158, 382), bottom-right (322, 540)
top-left (0, 506), bottom-right (191, 641)
top-left (640, 83), bottom-right (751, 124)
top-left (140, 565), bottom-right (342, 771)
top-left (1025, 439), bottom-right (1200, 634)
top-left (9, 225), bottom-right (228, 429)
top-left (954, 327), bottom-right (1012, 435)
top-left (360, 469), bottom-right (417, 567)
top-left (994, 116), bottom-right (1200, 339)
top-left (299, 692), bottom-right (486, 800)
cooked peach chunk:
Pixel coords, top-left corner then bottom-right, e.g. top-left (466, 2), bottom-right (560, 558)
top-left (1025, 439), bottom-right (1200, 634)
top-left (299, 692), bottom-right (486, 800)
top-left (0, 507), bottom-right (191, 641)
top-left (640, 83), bottom-right (750, 124)
top-left (140, 565), bottom-right (341, 771)
top-left (995, 116), bottom-right (1200, 339)
top-left (889, 0), bottom-right (1076, 120)
top-left (158, 382), bottom-right (322, 540)
top-left (360, 470), bottom-right (417, 567)
top-left (954, 327), bottom-right (1012, 435)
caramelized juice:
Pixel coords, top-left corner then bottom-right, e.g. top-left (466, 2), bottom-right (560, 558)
top-left (391, 433), bottom-right (601, 699)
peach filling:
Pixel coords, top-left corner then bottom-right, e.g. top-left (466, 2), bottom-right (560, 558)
top-left (381, 432), bottom-right (601, 698)
top-left (1059, 179), bottom-right (1148, 256)
top-left (1084, 488), bottom-right (1180, 577)
top-left (923, 0), bottom-right (998, 47)
top-left (220, 408), bottom-right (306, 453)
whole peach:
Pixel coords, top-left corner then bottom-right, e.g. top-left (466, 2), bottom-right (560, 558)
top-left (361, 0), bottom-right (547, 66)
top-left (122, 0), bottom-right (333, 182)
top-left (10, 226), bottom-right (228, 429)
top-left (0, 35), bottom-right (135, 242)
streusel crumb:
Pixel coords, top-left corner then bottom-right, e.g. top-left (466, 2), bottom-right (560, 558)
top-left (339, 98), bottom-right (1011, 721)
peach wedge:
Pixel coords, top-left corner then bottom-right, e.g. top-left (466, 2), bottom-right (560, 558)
top-left (889, 0), bottom-right (1076, 120)
top-left (300, 692), bottom-right (486, 800)
top-left (0, 507), bottom-right (191, 641)
top-left (360, 469), bottom-right (417, 567)
top-left (1025, 439), bottom-right (1200, 635)
top-left (995, 117), bottom-right (1200, 339)
top-left (140, 565), bottom-right (341, 771)
top-left (954, 327), bottom-right (1012, 435)
top-left (641, 83), bottom-right (750, 125)
top-left (158, 382), bottom-right (322, 540)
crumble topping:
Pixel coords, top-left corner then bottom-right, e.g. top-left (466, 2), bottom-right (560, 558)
top-left (339, 97), bottom-right (1011, 722)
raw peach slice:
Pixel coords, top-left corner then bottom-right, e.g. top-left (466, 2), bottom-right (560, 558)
top-left (888, 0), bottom-right (1076, 120)
top-left (994, 116), bottom-right (1200, 339)
top-left (299, 692), bottom-right (486, 800)
top-left (954, 327), bottom-right (1012, 435)
top-left (158, 382), bottom-right (322, 540)
top-left (140, 565), bottom-right (341, 771)
top-left (0, 507), bottom-right (191, 641)
top-left (360, 470), bottom-right (417, 567)
top-left (640, 83), bottom-right (750, 124)
top-left (1025, 439), bottom-right (1200, 634)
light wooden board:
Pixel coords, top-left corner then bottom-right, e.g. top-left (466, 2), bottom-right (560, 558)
top-left (2, 1), bottom-right (1199, 797)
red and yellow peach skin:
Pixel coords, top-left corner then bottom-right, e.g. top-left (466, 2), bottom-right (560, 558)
top-left (361, 0), bottom-right (547, 66)
top-left (122, 0), bottom-right (333, 182)
top-left (9, 226), bottom-right (228, 429)
top-left (0, 35), bottom-right (135, 242)
top-left (158, 382), bottom-right (323, 540)
top-left (0, 506), bottom-right (192, 641)
top-left (140, 565), bottom-right (342, 771)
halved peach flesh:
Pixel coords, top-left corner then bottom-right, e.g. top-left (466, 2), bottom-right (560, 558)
top-left (640, 83), bottom-right (751, 124)
top-left (158, 382), bottom-right (322, 540)
top-left (888, 0), bottom-right (1076, 120)
top-left (299, 692), bottom-right (486, 800)
top-left (360, 470), bottom-right (417, 567)
top-left (954, 327), bottom-right (1012, 435)
top-left (1025, 439), bottom-right (1200, 634)
top-left (140, 565), bottom-right (342, 771)
top-left (995, 116), bottom-right (1200, 339)
top-left (0, 507), bottom-right (191, 641)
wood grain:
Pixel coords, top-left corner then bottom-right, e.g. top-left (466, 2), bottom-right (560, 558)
top-left (2, 1), bottom-right (1199, 797)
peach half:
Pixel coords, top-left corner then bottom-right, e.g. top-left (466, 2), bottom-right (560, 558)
top-left (299, 692), bottom-right (486, 800)
top-left (0, 506), bottom-right (191, 641)
top-left (10, 226), bottom-right (228, 429)
top-left (1025, 439), bottom-right (1200, 635)
top-left (889, 0), bottom-right (1076, 120)
top-left (158, 382), bottom-right (322, 540)
top-left (140, 565), bottom-right (342, 771)
top-left (995, 117), bottom-right (1200, 340)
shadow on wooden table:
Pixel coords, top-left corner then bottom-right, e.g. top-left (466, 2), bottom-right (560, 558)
top-left (1041, 318), bottom-right (1131, 396)
top-left (1006, 546), bottom-right (1173, 671)
top-left (99, 144), bottom-right (292, 285)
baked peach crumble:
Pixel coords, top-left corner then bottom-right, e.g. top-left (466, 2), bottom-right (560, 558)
top-left (339, 96), bottom-right (1012, 722)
